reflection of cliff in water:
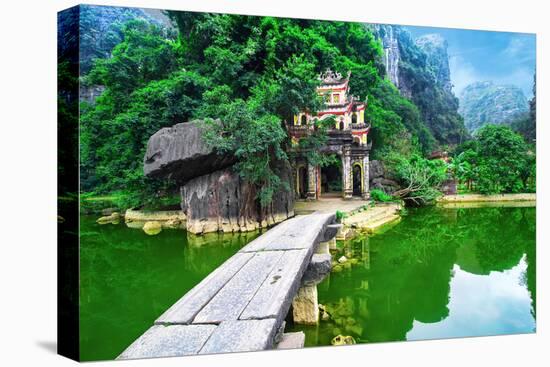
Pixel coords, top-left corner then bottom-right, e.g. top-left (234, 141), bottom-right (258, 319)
top-left (296, 206), bottom-right (536, 346)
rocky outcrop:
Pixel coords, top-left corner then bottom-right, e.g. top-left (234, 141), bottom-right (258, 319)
top-left (144, 121), bottom-right (294, 234)
top-left (369, 160), bottom-right (399, 193)
top-left (458, 81), bottom-right (529, 132)
top-left (369, 160), bottom-right (385, 181)
top-left (144, 121), bottom-right (236, 183)
top-left (181, 165), bottom-right (294, 234)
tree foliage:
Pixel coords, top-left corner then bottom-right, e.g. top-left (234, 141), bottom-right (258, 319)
top-left (452, 125), bottom-right (535, 194)
top-left (79, 11), bottom-right (535, 209)
top-left (386, 153), bottom-right (448, 204)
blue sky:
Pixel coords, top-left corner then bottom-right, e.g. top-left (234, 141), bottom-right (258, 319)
top-left (405, 26), bottom-right (536, 98)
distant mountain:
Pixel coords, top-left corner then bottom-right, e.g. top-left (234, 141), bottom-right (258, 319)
top-left (459, 81), bottom-right (529, 132)
top-left (374, 25), bottom-right (468, 145)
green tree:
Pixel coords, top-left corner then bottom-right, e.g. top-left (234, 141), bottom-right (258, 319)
top-left (453, 125), bottom-right (535, 194)
top-left (389, 153), bottom-right (447, 205)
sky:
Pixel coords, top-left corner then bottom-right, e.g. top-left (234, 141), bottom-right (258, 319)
top-left (405, 25), bottom-right (536, 98)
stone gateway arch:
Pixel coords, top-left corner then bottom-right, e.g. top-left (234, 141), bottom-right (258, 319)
top-left (289, 70), bottom-right (371, 200)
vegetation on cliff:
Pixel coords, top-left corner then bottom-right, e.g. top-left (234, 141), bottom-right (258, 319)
top-left (78, 8), bottom-right (536, 207)
top-left (459, 81), bottom-right (529, 133)
top-left (374, 26), bottom-right (469, 146)
top-left (80, 12), bottom-right (444, 207)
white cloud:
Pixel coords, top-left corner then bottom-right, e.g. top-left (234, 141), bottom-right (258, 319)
top-left (449, 55), bottom-right (483, 96)
top-left (501, 36), bottom-right (535, 60)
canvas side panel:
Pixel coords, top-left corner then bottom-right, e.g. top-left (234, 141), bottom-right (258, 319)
top-left (57, 5), bottom-right (80, 362)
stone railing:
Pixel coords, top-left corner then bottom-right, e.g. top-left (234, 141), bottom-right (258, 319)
top-left (350, 123), bottom-right (370, 130)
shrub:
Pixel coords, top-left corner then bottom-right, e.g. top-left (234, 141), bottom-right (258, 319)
top-left (370, 188), bottom-right (394, 202)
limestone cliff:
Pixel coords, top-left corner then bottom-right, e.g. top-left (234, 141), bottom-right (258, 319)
top-left (373, 25), bottom-right (468, 145)
top-left (415, 34), bottom-right (453, 92)
top-left (376, 25), bottom-right (401, 89)
top-left (459, 81), bottom-right (529, 132)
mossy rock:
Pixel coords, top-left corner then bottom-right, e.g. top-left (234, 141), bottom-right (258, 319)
top-left (96, 212), bottom-right (121, 225)
top-left (331, 335), bottom-right (356, 346)
top-left (143, 221), bottom-right (162, 235)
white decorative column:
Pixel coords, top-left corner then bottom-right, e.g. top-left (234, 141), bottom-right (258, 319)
top-left (362, 154), bottom-right (370, 200)
top-left (342, 149), bottom-right (353, 199)
top-left (307, 163), bottom-right (317, 200)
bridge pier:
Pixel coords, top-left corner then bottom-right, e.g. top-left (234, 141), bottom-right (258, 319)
top-left (118, 213), bottom-right (337, 359)
top-left (291, 230), bottom-right (337, 325)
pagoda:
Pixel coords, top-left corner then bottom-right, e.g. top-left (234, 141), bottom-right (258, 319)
top-left (288, 70), bottom-right (372, 200)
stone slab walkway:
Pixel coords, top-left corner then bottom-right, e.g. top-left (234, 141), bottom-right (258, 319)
top-left (118, 212), bottom-right (335, 360)
top-left (294, 197), bottom-right (369, 215)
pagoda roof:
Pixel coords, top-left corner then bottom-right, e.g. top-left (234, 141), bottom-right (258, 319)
top-left (318, 69), bottom-right (350, 85)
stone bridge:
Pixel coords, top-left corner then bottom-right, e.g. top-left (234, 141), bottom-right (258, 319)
top-left (118, 212), bottom-right (340, 359)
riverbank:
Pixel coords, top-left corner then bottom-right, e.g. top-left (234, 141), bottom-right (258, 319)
top-left (124, 209), bottom-right (186, 229)
top-left (294, 197), bottom-right (402, 238)
top-left (341, 203), bottom-right (402, 236)
top-left (438, 193), bottom-right (536, 203)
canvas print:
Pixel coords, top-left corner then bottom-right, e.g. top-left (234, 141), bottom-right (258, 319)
top-left (57, 4), bottom-right (536, 362)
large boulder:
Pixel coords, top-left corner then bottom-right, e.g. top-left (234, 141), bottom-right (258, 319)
top-left (144, 121), bottom-right (236, 183)
top-left (369, 160), bottom-right (385, 180)
top-left (181, 161), bottom-right (294, 234)
top-left (371, 177), bottom-right (400, 194)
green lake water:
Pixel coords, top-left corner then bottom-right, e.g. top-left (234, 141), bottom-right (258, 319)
top-left (79, 216), bottom-right (260, 361)
top-left (79, 205), bottom-right (536, 361)
top-left (287, 206), bottom-right (536, 345)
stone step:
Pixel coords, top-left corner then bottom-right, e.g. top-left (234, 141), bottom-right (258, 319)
top-left (361, 214), bottom-right (401, 234)
top-left (276, 332), bottom-right (306, 349)
top-left (344, 206), bottom-right (399, 228)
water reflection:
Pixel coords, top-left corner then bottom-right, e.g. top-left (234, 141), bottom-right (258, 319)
top-left (289, 206), bottom-right (536, 346)
top-left (408, 257), bottom-right (535, 340)
top-left (79, 217), bottom-right (259, 361)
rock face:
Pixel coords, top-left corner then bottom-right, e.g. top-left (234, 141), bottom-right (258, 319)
top-left (374, 25), bottom-right (468, 145)
top-left (144, 121), bottom-right (237, 183)
top-left (182, 165), bottom-right (294, 234)
top-left (459, 81), bottom-right (529, 132)
top-left (144, 121), bottom-right (294, 234)
top-left (369, 160), bottom-right (399, 194)
top-left (415, 34), bottom-right (453, 92)
top-left (369, 160), bottom-right (385, 181)
top-left (376, 25), bottom-right (401, 88)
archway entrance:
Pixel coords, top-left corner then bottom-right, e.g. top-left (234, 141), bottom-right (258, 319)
top-left (353, 164), bottom-right (362, 197)
top-left (298, 166), bottom-right (308, 199)
top-left (321, 161), bottom-right (342, 196)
